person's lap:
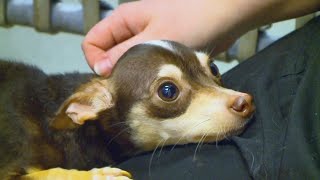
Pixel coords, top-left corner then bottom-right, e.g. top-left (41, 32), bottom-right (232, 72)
top-left (118, 17), bottom-right (320, 180)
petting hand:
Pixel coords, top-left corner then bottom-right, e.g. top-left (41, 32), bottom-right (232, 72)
top-left (82, 0), bottom-right (320, 76)
top-left (82, 0), bottom-right (241, 76)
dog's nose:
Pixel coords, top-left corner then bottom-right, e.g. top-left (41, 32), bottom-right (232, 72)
top-left (230, 94), bottom-right (255, 118)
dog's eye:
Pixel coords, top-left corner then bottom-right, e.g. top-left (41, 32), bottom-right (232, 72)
top-left (209, 60), bottom-right (219, 76)
top-left (158, 82), bottom-right (179, 101)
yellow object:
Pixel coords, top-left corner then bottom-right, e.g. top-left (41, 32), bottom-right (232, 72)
top-left (21, 167), bottom-right (132, 180)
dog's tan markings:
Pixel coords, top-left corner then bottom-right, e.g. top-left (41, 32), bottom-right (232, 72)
top-left (127, 87), bottom-right (249, 150)
top-left (194, 51), bottom-right (222, 84)
top-left (195, 51), bottom-right (216, 76)
top-left (195, 51), bottom-right (209, 67)
top-left (127, 108), bottom-right (164, 150)
top-left (51, 79), bottom-right (114, 129)
top-left (157, 64), bottom-right (182, 80)
top-left (144, 40), bottom-right (175, 53)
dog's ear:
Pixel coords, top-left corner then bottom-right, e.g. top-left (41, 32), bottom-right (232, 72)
top-left (50, 79), bottom-right (114, 130)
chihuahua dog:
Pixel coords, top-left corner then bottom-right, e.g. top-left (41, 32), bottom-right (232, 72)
top-left (0, 40), bottom-right (254, 180)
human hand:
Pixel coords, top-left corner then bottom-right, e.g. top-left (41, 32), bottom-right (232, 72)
top-left (82, 0), bottom-right (241, 76)
top-left (82, 0), bottom-right (320, 76)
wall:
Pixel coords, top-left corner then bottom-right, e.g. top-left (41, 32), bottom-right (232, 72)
top-left (0, 25), bottom-right (91, 74)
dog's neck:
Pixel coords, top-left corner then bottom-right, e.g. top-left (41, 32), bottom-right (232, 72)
top-left (32, 73), bottom-right (136, 167)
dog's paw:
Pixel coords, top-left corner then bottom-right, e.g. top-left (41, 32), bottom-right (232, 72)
top-left (22, 167), bottom-right (132, 180)
top-left (90, 167), bottom-right (132, 180)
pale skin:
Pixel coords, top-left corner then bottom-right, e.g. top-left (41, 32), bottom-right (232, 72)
top-left (82, 0), bottom-right (320, 76)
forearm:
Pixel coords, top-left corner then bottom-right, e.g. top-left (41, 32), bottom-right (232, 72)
top-left (201, 0), bottom-right (320, 50)
top-left (231, 0), bottom-right (320, 33)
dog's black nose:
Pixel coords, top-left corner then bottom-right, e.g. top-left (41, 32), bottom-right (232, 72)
top-left (230, 94), bottom-right (255, 118)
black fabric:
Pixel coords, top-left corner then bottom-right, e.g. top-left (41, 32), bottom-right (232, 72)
top-left (118, 17), bottom-right (320, 180)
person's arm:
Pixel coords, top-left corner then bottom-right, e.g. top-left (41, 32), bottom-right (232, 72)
top-left (82, 0), bottom-right (320, 76)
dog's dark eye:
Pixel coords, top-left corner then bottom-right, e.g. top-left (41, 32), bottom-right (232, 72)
top-left (209, 61), bottom-right (219, 76)
top-left (158, 82), bottom-right (179, 101)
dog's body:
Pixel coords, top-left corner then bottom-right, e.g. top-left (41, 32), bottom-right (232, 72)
top-left (0, 62), bottom-right (112, 170)
top-left (0, 62), bottom-right (135, 179)
top-left (0, 40), bottom-right (254, 179)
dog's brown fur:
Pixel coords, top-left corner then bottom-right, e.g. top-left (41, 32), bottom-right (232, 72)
top-left (0, 40), bottom-right (254, 179)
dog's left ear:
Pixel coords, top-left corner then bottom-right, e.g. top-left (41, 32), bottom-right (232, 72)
top-left (51, 79), bottom-right (114, 130)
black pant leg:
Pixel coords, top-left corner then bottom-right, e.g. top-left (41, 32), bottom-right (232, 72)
top-left (222, 16), bottom-right (320, 179)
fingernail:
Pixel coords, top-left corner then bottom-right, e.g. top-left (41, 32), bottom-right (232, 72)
top-left (94, 59), bottom-right (113, 76)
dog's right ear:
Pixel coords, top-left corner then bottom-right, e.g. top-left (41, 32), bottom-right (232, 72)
top-left (50, 79), bottom-right (115, 130)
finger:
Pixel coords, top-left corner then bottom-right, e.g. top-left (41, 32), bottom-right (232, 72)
top-left (82, 2), bottom-right (149, 70)
top-left (93, 31), bottom-right (153, 76)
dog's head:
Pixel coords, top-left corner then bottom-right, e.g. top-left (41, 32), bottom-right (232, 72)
top-left (52, 40), bottom-right (255, 151)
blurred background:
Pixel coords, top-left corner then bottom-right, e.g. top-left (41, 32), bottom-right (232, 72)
top-left (0, 0), bottom-right (318, 74)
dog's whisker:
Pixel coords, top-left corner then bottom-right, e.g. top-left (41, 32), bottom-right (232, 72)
top-left (202, 125), bottom-right (224, 148)
top-left (220, 125), bottom-right (228, 140)
top-left (107, 127), bottom-right (131, 145)
top-left (215, 129), bottom-right (220, 148)
top-left (215, 124), bottom-right (224, 142)
top-left (170, 118), bottom-right (210, 152)
top-left (157, 139), bottom-right (167, 158)
top-left (222, 126), bottom-right (230, 140)
top-left (170, 139), bottom-right (182, 152)
top-left (193, 133), bottom-right (206, 161)
top-left (210, 44), bottom-right (218, 57)
top-left (108, 121), bottom-right (127, 128)
top-left (148, 140), bottom-right (165, 178)
top-left (202, 42), bottom-right (217, 58)
top-left (198, 132), bottom-right (208, 151)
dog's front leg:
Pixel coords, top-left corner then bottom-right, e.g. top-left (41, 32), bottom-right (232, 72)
top-left (21, 167), bottom-right (132, 180)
